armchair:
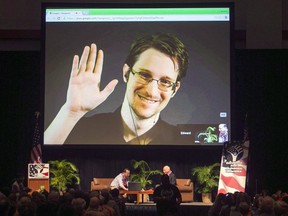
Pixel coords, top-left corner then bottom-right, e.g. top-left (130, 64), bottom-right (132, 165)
top-left (90, 178), bottom-right (113, 191)
top-left (176, 178), bottom-right (194, 202)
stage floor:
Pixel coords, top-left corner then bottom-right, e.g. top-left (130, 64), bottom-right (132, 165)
top-left (126, 202), bottom-right (212, 216)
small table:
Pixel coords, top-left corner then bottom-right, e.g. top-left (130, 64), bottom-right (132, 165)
top-left (124, 190), bottom-right (154, 204)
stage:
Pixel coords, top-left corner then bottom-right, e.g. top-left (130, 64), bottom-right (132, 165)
top-left (126, 202), bottom-right (212, 216)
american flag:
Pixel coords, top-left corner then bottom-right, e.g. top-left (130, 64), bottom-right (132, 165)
top-left (30, 112), bottom-right (42, 163)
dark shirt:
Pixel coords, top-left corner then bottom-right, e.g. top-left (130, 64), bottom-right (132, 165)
top-left (112, 196), bottom-right (127, 216)
top-left (65, 106), bottom-right (183, 145)
top-left (168, 172), bottom-right (177, 185)
top-left (153, 184), bottom-right (182, 215)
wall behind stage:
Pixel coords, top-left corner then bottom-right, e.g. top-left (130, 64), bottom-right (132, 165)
top-left (0, 50), bottom-right (287, 195)
top-left (0, 51), bottom-right (41, 190)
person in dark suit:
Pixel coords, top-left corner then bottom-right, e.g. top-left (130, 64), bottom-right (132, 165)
top-left (153, 174), bottom-right (182, 216)
top-left (162, 165), bottom-right (176, 185)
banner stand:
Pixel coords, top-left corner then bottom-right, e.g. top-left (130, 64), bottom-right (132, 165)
top-left (217, 140), bottom-right (250, 194)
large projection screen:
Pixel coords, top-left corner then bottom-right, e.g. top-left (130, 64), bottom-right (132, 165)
top-left (42, 3), bottom-right (233, 146)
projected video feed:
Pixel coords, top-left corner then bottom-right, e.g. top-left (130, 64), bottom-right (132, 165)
top-left (43, 5), bottom-right (232, 145)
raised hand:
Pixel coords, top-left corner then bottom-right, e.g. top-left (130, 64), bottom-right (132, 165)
top-left (44, 44), bottom-right (118, 144)
top-left (66, 43), bottom-right (118, 114)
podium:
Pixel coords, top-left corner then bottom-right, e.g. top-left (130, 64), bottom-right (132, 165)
top-left (28, 163), bottom-right (50, 192)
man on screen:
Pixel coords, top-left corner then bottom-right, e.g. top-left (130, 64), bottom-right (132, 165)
top-left (44, 33), bottom-right (189, 145)
top-left (218, 123), bottom-right (229, 143)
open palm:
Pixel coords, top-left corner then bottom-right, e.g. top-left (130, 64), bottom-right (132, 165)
top-left (66, 44), bottom-right (118, 113)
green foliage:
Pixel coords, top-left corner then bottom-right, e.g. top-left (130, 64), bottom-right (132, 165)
top-left (192, 163), bottom-right (220, 194)
top-left (197, 126), bottom-right (218, 143)
top-left (49, 159), bottom-right (80, 193)
top-left (130, 160), bottom-right (162, 189)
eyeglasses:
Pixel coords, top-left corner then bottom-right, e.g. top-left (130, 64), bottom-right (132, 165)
top-left (130, 68), bottom-right (177, 92)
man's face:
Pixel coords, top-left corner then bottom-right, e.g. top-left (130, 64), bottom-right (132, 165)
top-left (124, 170), bottom-right (130, 178)
top-left (124, 48), bottom-right (180, 119)
top-left (219, 124), bottom-right (227, 135)
top-left (163, 166), bottom-right (170, 174)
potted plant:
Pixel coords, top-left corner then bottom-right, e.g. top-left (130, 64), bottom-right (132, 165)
top-left (192, 162), bottom-right (220, 203)
top-left (130, 160), bottom-right (162, 190)
top-left (49, 159), bottom-right (80, 194)
top-left (197, 126), bottom-right (218, 143)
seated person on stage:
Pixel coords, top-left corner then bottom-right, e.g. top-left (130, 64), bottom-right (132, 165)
top-left (110, 168), bottom-right (130, 191)
top-left (162, 165), bottom-right (176, 185)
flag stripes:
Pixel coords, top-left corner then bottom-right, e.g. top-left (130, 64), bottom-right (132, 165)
top-left (30, 112), bottom-right (42, 163)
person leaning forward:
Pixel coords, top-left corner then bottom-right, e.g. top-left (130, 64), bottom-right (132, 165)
top-left (110, 169), bottom-right (130, 191)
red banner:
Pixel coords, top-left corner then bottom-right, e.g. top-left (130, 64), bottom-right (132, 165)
top-left (217, 140), bottom-right (249, 194)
